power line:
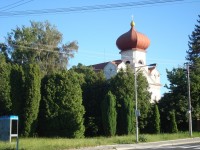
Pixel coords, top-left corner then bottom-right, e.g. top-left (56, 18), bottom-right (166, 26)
top-left (2, 0), bottom-right (34, 12)
top-left (0, 0), bottom-right (34, 11)
top-left (0, 0), bottom-right (25, 10)
top-left (9, 43), bottom-right (66, 54)
top-left (0, 0), bottom-right (190, 17)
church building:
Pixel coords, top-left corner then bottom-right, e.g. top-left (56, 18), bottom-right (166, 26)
top-left (92, 20), bottom-right (161, 102)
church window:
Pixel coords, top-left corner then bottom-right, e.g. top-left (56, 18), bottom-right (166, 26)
top-left (138, 60), bottom-right (143, 64)
top-left (126, 61), bottom-right (130, 65)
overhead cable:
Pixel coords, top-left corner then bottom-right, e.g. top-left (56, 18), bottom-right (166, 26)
top-left (0, 0), bottom-right (187, 17)
top-left (0, 0), bottom-right (34, 11)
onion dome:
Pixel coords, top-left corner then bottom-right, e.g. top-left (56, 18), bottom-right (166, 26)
top-left (116, 21), bottom-right (150, 51)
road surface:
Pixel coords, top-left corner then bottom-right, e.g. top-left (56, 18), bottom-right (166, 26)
top-left (131, 142), bottom-right (200, 150)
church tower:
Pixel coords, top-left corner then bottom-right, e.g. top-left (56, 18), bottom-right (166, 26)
top-left (92, 19), bottom-right (161, 102)
top-left (116, 20), bottom-right (161, 102)
top-left (116, 20), bottom-right (150, 68)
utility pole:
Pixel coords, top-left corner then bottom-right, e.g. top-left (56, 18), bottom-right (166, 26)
top-left (134, 63), bottom-right (139, 143)
top-left (187, 64), bottom-right (192, 137)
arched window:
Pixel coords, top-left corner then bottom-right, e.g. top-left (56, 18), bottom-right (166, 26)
top-left (126, 61), bottom-right (130, 65)
top-left (138, 60), bottom-right (143, 64)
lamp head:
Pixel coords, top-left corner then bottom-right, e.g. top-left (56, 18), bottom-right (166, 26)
top-left (148, 63), bottom-right (157, 67)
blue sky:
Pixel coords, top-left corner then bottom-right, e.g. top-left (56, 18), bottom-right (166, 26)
top-left (0, 0), bottom-right (199, 95)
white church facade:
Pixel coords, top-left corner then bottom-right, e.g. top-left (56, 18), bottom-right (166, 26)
top-left (92, 20), bottom-right (161, 102)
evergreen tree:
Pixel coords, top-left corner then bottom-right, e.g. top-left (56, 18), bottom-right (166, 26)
top-left (101, 91), bottom-right (117, 136)
top-left (22, 64), bottom-right (41, 136)
top-left (110, 68), bottom-right (135, 135)
top-left (170, 110), bottom-right (178, 133)
top-left (152, 104), bottom-right (160, 134)
top-left (110, 66), bottom-right (151, 135)
top-left (185, 15), bottom-right (200, 129)
top-left (159, 15), bottom-right (200, 133)
top-left (0, 43), bottom-right (10, 63)
top-left (38, 70), bottom-right (85, 138)
top-left (159, 68), bottom-right (188, 132)
top-left (124, 95), bottom-right (135, 134)
top-left (0, 61), bottom-right (12, 115)
top-left (70, 63), bottom-right (106, 136)
top-left (137, 72), bottom-right (151, 132)
top-left (186, 15), bottom-right (200, 63)
top-left (10, 64), bottom-right (25, 133)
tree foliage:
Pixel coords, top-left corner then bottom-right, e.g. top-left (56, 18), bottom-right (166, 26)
top-left (159, 15), bottom-right (200, 132)
top-left (22, 64), bottom-right (41, 137)
top-left (152, 104), bottom-right (160, 134)
top-left (38, 70), bottom-right (85, 138)
top-left (170, 110), bottom-right (178, 133)
top-left (0, 62), bottom-right (12, 116)
top-left (10, 64), bottom-right (25, 133)
top-left (186, 15), bottom-right (200, 63)
top-left (0, 43), bottom-right (9, 63)
top-left (136, 72), bottom-right (151, 132)
top-left (187, 21), bottom-right (200, 124)
top-left (71, 63), bottom-right (106, 136)
top-left (159, 68), bottom-right (188, 132)
top-left (186, 15), bottom-right (200, 122)
top-left (6, 21), bottom-right (78, 74)
top-left (110, 68), bottom-right (135, 135)
top-left (110, 67), bottom-right (151, 135)
top-left (101, 91), bottom-right (117, 136)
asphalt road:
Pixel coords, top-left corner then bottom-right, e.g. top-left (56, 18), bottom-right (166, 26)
top-left (131, 142), bottom-right (200, 150)
top-left (72, 138), bottom-right (200, 150)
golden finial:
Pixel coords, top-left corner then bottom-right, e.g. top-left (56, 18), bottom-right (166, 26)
top-left (130, 15), bottom-right (135, 27)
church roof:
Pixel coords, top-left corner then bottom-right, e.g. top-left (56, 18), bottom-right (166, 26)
top-left (148, 66), bottom-right (156, 73)
top-left (116, 21), bottom-right (150, 51)
top-left (92, 60), bottom-right (122, 71)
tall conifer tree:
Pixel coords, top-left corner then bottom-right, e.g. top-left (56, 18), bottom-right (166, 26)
top-left (152, 104), bottom-right (160, 134)
top-left (186, 15), bottom-right (200, 127)
top-left (0, 61), bottom-right (11, 115)
top-left (186, 15), bottom-right (200, 63)
top-left (159, 15), bottom-right (200, 132)
top-left (101, 91), bottom-right (117, 136)
top-left (170, 110), bottom-right (178, 133)
top-left (22, 64), bottom-right (41, 136)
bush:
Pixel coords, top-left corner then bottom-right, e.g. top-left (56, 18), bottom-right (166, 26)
top-left (139, 134), bottom-right (148, 142)
top-left (38, 71), bottom-right (85, 138)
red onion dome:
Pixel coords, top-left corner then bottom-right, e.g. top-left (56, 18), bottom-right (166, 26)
top-left (116, 21), bottom-right (150, 51)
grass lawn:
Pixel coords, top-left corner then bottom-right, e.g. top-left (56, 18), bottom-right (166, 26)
top-left (0, 132), bottom-right (200, 150)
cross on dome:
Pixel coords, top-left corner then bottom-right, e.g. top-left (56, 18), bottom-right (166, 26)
top-left (131, 15), bottom-right (135, 27)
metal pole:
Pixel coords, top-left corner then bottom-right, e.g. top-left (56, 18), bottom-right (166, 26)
top-left (134, 63), bottom-right (138, 143)
top-left (16, 119), bottom-right (19, 150)
top-left (187, 64), bottom-right (192, 137)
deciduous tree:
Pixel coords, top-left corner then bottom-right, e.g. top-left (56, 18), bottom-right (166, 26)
top-left (6, 21), bottom-right (78, 74)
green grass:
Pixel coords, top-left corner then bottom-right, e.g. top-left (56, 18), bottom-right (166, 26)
top-left (0, 132), bottom-right (200, 150)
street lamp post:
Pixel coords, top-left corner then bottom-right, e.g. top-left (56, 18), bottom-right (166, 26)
top-left (134, 63), bottom-right (156, 143)
top-left (186, 64), bottom-right (192, 137)
top-left (133, 63), bottom-right (139, 143)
